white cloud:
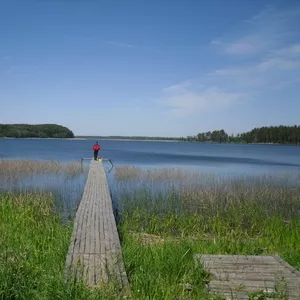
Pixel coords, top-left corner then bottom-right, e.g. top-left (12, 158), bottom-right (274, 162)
top-left (272, 44), bottom-right (300, 58)
top-left (224, 36), bottom-right (264, 55)
top-left (5, 65), bottom-right (41, 77)
top-left (159, 46), bottom-right (300, 116)
top-left (157, 3), bottom-right (300, 117)
top-left (214, 4), bottom-right (300, 57)
top-left (257, 58), bottom-right (300, 72)
top-left (103, 40), bottom-right (135, 48)
top-left (159, 82), bottom-right (244, 116)
top-left (163, 81), bottom-right (192, 94)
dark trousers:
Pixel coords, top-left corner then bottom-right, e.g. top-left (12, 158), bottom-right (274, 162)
top-left (94, 150), bottom-right (99, 160)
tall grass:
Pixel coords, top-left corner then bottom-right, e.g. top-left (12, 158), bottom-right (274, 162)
top-left (115, 168), bottom-right (300, 299)
top-left (2, 162), bottom-right (299, 299)
top-left (0, 160), bottom-right (127, 299)
top-left (0, 192), bottom-right (128, 300)
top-left (0, 160), bottom-right (87, 220)
top-left (0, 160), bottom-right (82, 178)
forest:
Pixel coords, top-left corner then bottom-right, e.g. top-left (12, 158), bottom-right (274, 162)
top-left (0, 124), bottom-right (74, 138)
top-left (187, 126), bottom-right (300, 145)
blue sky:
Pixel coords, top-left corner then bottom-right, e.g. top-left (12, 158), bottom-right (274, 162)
top-left (0, 0), bottom-right (300, 137)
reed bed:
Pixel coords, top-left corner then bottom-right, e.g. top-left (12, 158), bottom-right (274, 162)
top-left (0, 160), bottom-right (87, 221)
top-left (114, 166), bottom-right (300, 190)
top-left (0, 192), bottom-right (124, 300)
top-left (0, 160), bottom-right (82, 178)
top-left (114, 166), bottom-right (202, 182)
top-left (114, 166), bottom-right (143, 181)
top-left (2, 162), bottom-right (299, 299)
top-left (0, 162), bottom-right (122, 299)
top-left (116, 168), bottom-right (300, 299)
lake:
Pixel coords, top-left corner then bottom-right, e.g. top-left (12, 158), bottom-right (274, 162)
top-left (1, 138), bottom-right (299, 217)
top-left (1, 138), bottom-right (300, 176)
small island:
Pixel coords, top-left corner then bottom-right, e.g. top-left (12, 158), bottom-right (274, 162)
top-left (0, 124), bottom-right (74, 139)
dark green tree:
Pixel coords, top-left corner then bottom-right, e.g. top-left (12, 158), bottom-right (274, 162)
top-left (0, 124), bottom-right (74, 138)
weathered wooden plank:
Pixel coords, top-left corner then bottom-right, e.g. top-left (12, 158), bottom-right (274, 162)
top-left (88, 254), bottom-right (95, 285)
top-left (78, 188), bottom-right (90, 254)
top-left (203, 263), bottom-right (284, 269)
top-left (197, 254), bottom-right (300, 299)
top-left (197, 255), bottom-right (278, 265)
top-left (94, 190), bottom-right (100, 255)
top-left (209, 279), bottom-right (276, 288)
top-left (273, 255), bottom-right (300, 276)
top-left (209, 284), bottom-right (300, 298)
top-left (198, 254), bottom-right (277, 261)
top-left (94, 255), bottom-right (102, 284)
top-left (210, 271), bottom-right (297, 281)
top-left (65, 161), bottom-right (128, 287)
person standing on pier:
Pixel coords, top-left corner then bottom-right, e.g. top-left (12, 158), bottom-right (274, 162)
top-left (92, 142), bottom-right (101, 161)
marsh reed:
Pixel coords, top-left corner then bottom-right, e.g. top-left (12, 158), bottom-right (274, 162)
top-left (114, 167), bottom-right (300, 299)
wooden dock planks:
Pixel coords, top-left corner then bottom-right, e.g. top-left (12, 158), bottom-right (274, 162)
top-left (195, 254), bottom-right (300, 299)
top-left (65, 160), bottom-right (128, 287)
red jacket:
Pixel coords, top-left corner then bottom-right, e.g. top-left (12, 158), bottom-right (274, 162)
top-left (93, 144), bottom-right (100, 151)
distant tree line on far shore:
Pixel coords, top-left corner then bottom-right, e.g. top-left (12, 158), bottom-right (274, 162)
top-left (0, 124), bottom-right (74, 138)
top-left (186, 126), bottom-right (300, 145)
top-left (77, 135), bottom-right (181, 141)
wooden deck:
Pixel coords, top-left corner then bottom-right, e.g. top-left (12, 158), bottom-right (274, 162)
top-left (196, 254), bottom-right (300, 299)
top-left (65, 160), bottom-right (128, 287)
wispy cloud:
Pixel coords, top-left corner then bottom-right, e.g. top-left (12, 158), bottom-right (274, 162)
top-left (223, 36), bottom-right (264, 55)
top-left (163, 81), bottom-right (193, 94)
top-left (5, 65), bottom-right (41, 77)
top-left (213, 3), bottom-right (300, 57)
top-left (103, 40), bottom-right (135, 49)
top-left (158, 3), bottom-right (300, 117)
top-left (102, 40), bottom-right (165, 54)
top-left (160, 85), bottom-right (243, 116)
top-left (2, 56), bottom-right (11, 61)
top-left (272, 44), bottom-right (300, 58)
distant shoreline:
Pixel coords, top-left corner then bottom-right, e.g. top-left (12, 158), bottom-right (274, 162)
top-left (0, 137), bottom-right (179, 142)
top-left (98, 138), bottom-right (180, 142)
top-left (1, 137), bottom-right (299, 145)
top-left (0, 137), bottom-right (87, 140)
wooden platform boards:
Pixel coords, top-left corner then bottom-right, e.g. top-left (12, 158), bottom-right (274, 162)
top-left (65, 160), bottom-right (128, 287)
top-left (195, 254), bottom-right (300, 299)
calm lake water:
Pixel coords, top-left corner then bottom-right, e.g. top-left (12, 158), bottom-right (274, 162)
top-left (1, 138), bottom-right (299, 216)
top-left (0, 138), bottom-right (300, 176)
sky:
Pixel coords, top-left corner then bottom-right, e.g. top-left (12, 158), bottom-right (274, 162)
top-left (0, 0), bottom-right (300, 137)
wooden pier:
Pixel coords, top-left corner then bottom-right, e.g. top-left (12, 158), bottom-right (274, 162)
top-left (65, 160), bottom-right (128, 287)
top-left (65, 159), bottom-right (300, 298)
top-left (196, 254), bottom-right (300, 299)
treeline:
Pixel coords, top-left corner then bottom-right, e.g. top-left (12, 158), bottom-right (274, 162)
top-left (77, 135), bottom-right (183, 141)
top-left (101, 136), bottom-right (181, 141)
top-left (0, 124), bottom-right (74, 138)
top-left (187, 126), bottom-right (300, 145)
top-left (189, 130), bottom-right (229, 143)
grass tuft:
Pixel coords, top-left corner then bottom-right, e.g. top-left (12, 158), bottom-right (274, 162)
top-left (0, 192), bottom-right (125, 300)
top-left (116, 169), bottom-right (300, 299)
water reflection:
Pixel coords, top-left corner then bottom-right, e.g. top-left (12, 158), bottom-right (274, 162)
top-left (0, 161), bottom-right (88, 221)
top-left (109, 166), bottom-right (300, 219)
top-left (2, 160), bottom-right (299, 222)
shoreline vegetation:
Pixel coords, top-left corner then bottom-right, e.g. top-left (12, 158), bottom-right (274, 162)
top-left (1, 137), bottom-right (86, 140)
top-left (80, 125), bottom-right (300, 145)
top-left (1, 124), bottom-right (300, 145)
top-left (0, 124), bottom-right (74, 139)
top-left (1, 160), bottom-right (299, 299)
top-left (186, 125), bottom-right (300, 145)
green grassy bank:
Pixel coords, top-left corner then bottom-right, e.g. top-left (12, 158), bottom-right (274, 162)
top-left (1, 164), bottom-right (300, 299)
top-left (0, 192), bottom-right (123, 300)
top-left (116, 168), bottom-right (300, 299)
